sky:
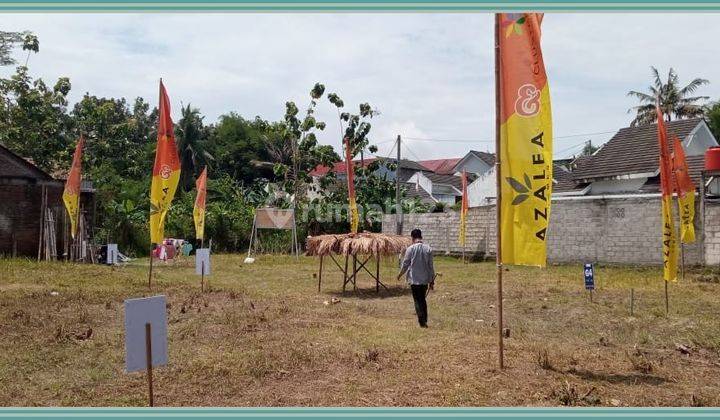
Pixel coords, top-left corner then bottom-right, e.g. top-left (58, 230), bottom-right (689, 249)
top-left (1, 13), bottom-right (718, 161)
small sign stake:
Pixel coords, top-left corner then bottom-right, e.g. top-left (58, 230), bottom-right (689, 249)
top-left (124, 295), bottom-right (167, 407)
top-left (584, 263), bottom-right (595, 302)
top-left (196, 248), bottom-right (211, 292)
top-left (145, 322), bottom-right (153, 407)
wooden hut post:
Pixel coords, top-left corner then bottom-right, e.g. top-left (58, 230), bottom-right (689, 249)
top-left (318, 254), bottom-right (324, 293)
top-left (352, 254), bottom-right (358, 291)
top-left (375, 245), bottom-right (380, 293)
top-left (343, 254), bottom-right (349, 293)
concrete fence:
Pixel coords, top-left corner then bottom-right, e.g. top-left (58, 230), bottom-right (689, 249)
top-left (382, 194), bottom-right (717, 266)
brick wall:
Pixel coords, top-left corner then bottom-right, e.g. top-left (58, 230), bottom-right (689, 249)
top-left (703, 201), bottom-right (720, 265)
top-left (0, 184), bottom-right (65, 257)
top-left (382, 195), bottom-right (707, 265)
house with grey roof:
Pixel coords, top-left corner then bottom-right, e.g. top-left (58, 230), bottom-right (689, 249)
top-left (562, 118), bottom-right (716, 196)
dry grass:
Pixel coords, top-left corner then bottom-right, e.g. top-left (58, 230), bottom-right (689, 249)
top-left (1, 255), bottom-right (720, 407)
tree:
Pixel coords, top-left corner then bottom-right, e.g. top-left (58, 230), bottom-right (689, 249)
top-left (706, 101), bottom-right (720, 142)
top-left (627, 66), bottom-right (709, 126)
top-left (580, 140), bottom-right (598, 156)
top-left (210, 113), bottom-right (275, 184)
top-left (266, 82), bottom-right (336, 202)
top-left (71, 94), bottom-right (156, 178)
top-left (0, 31), bottom-right (38, 66)
top-left (176, 104), bottom-right (213, 191)
top-left (0, 66), bottom-right (71, 170)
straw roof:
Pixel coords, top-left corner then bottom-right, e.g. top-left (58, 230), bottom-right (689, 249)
top-left (306, 232), bottom-right (412, 256)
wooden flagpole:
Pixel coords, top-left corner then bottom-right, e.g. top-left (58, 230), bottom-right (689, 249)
top-left (148, 246), bottom-right (154, 289)
top-left (665, 280), bottom-right (669, 316)
top-left (494, 13), bottom-right (504, 370)
top-left (145, 322), bottom-right (154, 407)
top-left (201, 260), bottom-right (205, 293)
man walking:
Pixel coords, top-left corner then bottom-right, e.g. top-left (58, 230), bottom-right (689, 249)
top-left (397, 229), bottom-right (435, 328)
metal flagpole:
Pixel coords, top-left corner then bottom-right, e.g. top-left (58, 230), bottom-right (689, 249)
top-left (494, 13), bottom-right (504, 370)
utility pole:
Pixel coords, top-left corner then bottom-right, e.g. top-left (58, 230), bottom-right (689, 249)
top-left (395, 134), bottom-right (403, 235)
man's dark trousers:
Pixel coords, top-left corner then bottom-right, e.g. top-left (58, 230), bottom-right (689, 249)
top-left (410, 284), bottom-right (428, 326)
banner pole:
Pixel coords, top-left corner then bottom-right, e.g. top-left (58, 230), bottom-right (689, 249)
top-left (665, 280), bottom-right (669, 316)
top-left (145, 322), bottom-right (154, 407)
top-left (494, 13), bottom-right (504, 370)
top-left (680, 243), bottom-right (685, 281)
top-left (148, 245), bottom-right (154, 290)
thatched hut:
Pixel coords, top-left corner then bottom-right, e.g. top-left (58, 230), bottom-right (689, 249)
top-left (306, 232), bottom-right (411, 293)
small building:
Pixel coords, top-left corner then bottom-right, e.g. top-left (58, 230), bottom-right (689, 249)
top-left (0, 144), bottom-right (94, 259)
top-left (569, 118), bottom-right (716, 194)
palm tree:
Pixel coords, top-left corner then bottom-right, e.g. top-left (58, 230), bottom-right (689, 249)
top-left (627, 67), bottom-right (709, 126)
top-left (176, 104), bottom-right (213, 191)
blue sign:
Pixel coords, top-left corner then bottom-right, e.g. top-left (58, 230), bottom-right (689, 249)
top-left (584, 263), bottom-right (594, 290)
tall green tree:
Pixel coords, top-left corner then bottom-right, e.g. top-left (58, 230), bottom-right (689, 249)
top-left (0, 66), bottom-right (71, 170)
top-left (0, 31), bottom-right (38, 66)
top-left (176, 104), bottom-right (213, 191)
top-left (210, 113), bottom-right (275, 183)
top-left (706, 101), bottom-right (720, 141)
top-left (265, 82), bottom-right (337, 202)
top-left (627, 66), bottom-right (709, 126)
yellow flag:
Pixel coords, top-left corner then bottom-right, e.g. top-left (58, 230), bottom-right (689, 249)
top-left (657, 105), bottom-right (678, 281)
top-left (193, 167), bottom-right (207, 240)
top-left (149, 81), bottom-right (181, 244)
top-left (458, 170), bottom-right (468, 246)
top-left (344, 137), bottom-right (359, 233)
top-left (677, 193), bottom-right (695, 243)
top-left (62, 136), bottom-right (84, 239)
top-left (498, 13), bottom-right (553, 267)
top-left (672, 136), bottom-right (696, 243)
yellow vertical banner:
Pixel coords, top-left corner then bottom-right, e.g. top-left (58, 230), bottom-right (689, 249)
top-left (458, 170), bottom-right (468, 246)
top-left (193, 167), bottom-right (208, 240)
top-left (671, 136), bottom-right (696, 244)
top-left (498, 13), bottom-right (553, 267)
top-left (62, 136), bottom-right (84, 239)
top-left (656, 105), bottom-right (678, 281)
top-left (149, 80), bottom-right (181, 244)
top-left (344, 137), bottom-right (359, 233)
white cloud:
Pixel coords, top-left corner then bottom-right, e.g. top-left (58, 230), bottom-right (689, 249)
top-left (1, 12), bottom-right (718, 160)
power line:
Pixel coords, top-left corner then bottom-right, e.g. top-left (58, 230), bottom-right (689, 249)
top-left (401, 129), bottom-right (616, 144)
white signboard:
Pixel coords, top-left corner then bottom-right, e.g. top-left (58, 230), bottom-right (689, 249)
top-left (195, 248), bottom-right (211, 276)
top-left (124, 295), bottom-right (168, 373)
top-left (107, 243), bottom-right (118, 264)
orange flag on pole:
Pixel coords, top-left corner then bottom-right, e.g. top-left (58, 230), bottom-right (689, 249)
top-left (671, 136), bottom-right (696, 244)
top-left (344, 137), bottom-right (359, 233)
top-left (657, 104), bottom-right (678, 281)
top-left (498, 13), bottom-right (553, 267)
top-left (62, 135), bottom-right (84, 239)
top-left (149, 80), bottom-right (181, 244)
top-left (193, 167), bottom-right (208, 241)
top-left (458, 170), bottom-right (469, 246)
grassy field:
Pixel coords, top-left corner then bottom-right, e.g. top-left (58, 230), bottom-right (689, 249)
top-left (1, 254), bottom-right (720, 407)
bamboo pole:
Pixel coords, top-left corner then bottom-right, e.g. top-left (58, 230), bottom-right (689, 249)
top-left (37, 185), bottom-right (46, 262)
top-left (201, 260), bottom-right (205, 293)
top-left (375, 246), bottom-right (380, 293)
top-left (317, 255), bottom-right (323, 293)
top-left (494, 13), bottom-right (505, 370)
top-left (148, 246), bottom-right (154, 290)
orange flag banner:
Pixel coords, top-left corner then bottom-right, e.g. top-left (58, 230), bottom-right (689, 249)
top-left (498, 13), bottom-right (553, 267)
top-left (344, 137), bottom-right (359, 233)
top-left (458, 170), bottom-right (469, 246)
top-left (62, 136), bottom-right (85, 239)
top-left (149, 80), bottom-right (181, 244)
top-left (193, 167), bottom-right (208, 241)
top-left (657, 105), bottom-right (678, 281)
top-left (671, 136), bottom-right (696, 244)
